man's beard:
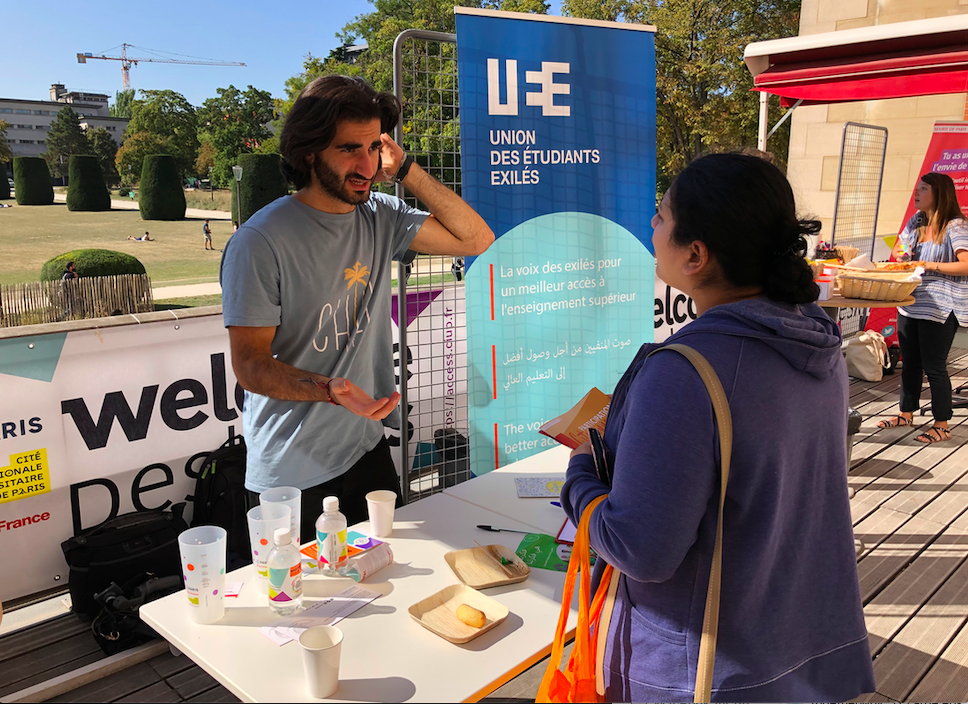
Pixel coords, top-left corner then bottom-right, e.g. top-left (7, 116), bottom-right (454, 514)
top-left (313, 157), bottom-right (371, 206)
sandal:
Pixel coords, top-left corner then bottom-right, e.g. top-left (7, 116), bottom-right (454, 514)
top-left (877, 415), bottom-right (914, 429)
top-left (915, 426), bottom-right (951, 444)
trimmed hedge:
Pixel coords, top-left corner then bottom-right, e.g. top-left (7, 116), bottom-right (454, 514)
top-left (139, 154), bottom-right (186, 220)
top-left (40, 249), bottom-right (146, 282)
top-left (13, 157), bottom-right (54, 205)
top-left (67, 155), bottom-right (111, 211)
top-left (0, 165), bottom-right (9, 200)
top-left (231, 153), bottom-right (288, 224)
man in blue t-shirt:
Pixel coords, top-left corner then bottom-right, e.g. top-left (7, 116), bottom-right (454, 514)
top-left (220, 75), bottom-right (493, 534)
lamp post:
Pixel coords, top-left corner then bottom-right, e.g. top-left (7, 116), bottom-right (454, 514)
top-left (232, 165), bottom-right (243, 225)
top-left (209, 166), bottom-right (214, 202)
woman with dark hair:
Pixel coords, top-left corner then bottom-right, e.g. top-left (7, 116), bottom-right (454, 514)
top-left (877, 173), bottom-right (968, 443)
top-left (561, 153), bottom-right (874, 702)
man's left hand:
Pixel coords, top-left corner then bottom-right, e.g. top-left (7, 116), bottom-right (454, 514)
top-left (329, 377), bottom-right (401, 421)
top-left (378, 134), bottom-right (406, 183)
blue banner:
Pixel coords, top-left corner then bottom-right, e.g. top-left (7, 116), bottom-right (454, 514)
top-left (456, 8), bottom-right (657, 476)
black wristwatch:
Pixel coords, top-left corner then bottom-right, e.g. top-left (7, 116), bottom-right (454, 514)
top-left (395, 154), bottom-right (414, 183)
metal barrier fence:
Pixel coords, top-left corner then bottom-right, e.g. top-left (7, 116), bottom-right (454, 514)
top-left (0, 274), bottom-right (154, 328)
top-left (393, 29), bottom-right (468, 504)
top-left (831, 122), bottom-right (889, 339)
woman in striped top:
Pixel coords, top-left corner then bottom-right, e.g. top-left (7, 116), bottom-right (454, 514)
top-left (878, 173), bottom-right (968, 443)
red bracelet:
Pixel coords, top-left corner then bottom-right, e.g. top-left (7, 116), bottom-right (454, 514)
top-left (300, 378), bottom-right (340, 406)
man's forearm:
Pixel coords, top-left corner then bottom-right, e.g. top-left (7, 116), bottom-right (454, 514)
top-left (235, 355), bottom-right (332, 403)
top-left (401, 163), bottom-right (492, 253)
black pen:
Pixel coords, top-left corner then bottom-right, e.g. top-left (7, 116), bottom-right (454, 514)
top-left (477, 524), bottom-right (532, 535)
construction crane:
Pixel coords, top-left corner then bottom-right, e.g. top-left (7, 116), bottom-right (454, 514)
top-left (77, 43), bottom-right (245, 92)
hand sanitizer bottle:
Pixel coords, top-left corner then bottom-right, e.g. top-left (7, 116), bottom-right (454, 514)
top-left (267, 528), bottom-right (302, 615)
top-left (316, 496), bottom-right (347, 576)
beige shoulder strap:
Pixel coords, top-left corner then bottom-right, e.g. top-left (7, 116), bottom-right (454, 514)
top-left (661, 344), bottom-right (732, 703)
top-left (589, 343), bottom-right (732, 702)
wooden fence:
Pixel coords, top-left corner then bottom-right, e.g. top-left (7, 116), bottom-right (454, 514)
top-left (0, 274), bottom-right (154, 327)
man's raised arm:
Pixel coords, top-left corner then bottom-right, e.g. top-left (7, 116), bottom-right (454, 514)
top-left (379, 134), bottom-right (494, 256)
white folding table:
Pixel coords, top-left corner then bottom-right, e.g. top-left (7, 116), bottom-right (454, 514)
top-left (141, 479), bottom-right (577, 703)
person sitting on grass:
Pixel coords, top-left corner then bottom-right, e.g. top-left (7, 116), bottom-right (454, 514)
top-left (127, 232), bottom-right (153, 242)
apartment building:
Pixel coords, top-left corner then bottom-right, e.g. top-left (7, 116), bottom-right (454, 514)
top-left (1, 84), bottom-right (129, 161)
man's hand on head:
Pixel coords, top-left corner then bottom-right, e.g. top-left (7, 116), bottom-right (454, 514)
top-left (377, 134), bottom-right (406, 183)
top-left (328, 377), bottom-right (401, 421)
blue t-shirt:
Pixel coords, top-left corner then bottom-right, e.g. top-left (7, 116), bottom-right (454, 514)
top-left (220, 193), bottom-right (427, 492)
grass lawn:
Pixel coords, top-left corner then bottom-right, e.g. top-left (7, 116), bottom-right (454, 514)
top-left (0, 202), bottom-right (232, 286)
top-left (0, 201), bottom-right (462, 292)
top-left (155, 294), bottom-right (223, 310)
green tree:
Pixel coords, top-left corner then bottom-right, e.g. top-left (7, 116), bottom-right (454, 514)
top-left (86, 127), bottom-right (120, 182)
top-left (44, 106), bottom-right (89, 178)
top-left (139, 154), bottom-right (186, 220)
top-left (279, 0), bottom-right (548, 114)
top-left (198, 85), bottom-right (275, 187)
top-left (562, 0), bottom-right (798, 191)
top-left (66, 155), bottom-right (111, 211)
top-left (0, 119), bottom-right (12, 165)
top-left (115, 132), bottom-right (172, 186)
top-left (124, 89), bottom-right (199, 177)
top-left (110, 89), bottom-right (136, 118)
top-left (195, 139), bottom-right (217, 178)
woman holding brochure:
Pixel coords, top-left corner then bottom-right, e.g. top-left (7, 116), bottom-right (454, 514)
top-left (561, 153), bottom-right (874, 702)
top-left (877, 173), bottom-right (968, 443)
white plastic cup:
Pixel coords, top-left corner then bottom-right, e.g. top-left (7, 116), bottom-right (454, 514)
top-left (299, 625), bottom-right (343, 698)
top-left (178, 526), bottom-right (227, 624)
top-left (260, 486), bottom-right (302, 546)
top-left (246, 504), bottom-right (291, 590)
top-left (365, 490), bottom-right (397, 538)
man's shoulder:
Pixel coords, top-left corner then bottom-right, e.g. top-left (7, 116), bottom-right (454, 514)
top-left (238, 196), bottom-right (303, 237)
top-left (362, 191), bottom-right (406, 213)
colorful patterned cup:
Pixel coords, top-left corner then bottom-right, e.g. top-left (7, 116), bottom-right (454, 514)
top-left (259, 486), bottom-right (302, 546)
top-left (178, 526), bottom-right (226, 624)
top-left (246, 504), bottom-right (291, 591)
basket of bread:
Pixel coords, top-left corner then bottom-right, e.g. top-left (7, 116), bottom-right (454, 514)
top-left (836, 264), bottom-right (921, 302)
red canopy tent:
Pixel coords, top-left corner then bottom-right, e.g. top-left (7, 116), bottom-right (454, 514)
top-left (744, 15), bottom-right (968, 143)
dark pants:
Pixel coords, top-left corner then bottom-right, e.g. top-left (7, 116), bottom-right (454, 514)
top-left (898, 312), bottom-right (959, 421)
top-left (247, 437), bottom-right (402, 544)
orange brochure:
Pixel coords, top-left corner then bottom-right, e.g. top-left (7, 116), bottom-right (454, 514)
top-left (537, 387), bottom-right (610, 449)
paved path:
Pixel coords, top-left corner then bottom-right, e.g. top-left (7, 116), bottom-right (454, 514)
top-left (152, 282), bottom-right (222, 300)
top-left (52, 193), bottom-right (231, 220)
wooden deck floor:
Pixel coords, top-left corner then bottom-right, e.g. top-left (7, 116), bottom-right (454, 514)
top-left (847, 347), bottom-right (968, 704)
top-left (2, 348), bottom-right (966, 703)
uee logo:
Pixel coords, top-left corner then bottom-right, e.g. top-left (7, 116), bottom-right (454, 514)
top-left (487, 59), bottom-right (571, 117)
top-left (0, 511), bottom-right (51, 533)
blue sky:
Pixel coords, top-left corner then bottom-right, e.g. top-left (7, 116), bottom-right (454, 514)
top-left (3, 0), bottom-right (562, 108)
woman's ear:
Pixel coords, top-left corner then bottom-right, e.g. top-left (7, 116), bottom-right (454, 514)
top-left (682, 240), bottom-right (711, 277)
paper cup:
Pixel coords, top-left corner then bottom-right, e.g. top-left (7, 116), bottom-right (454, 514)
top-left (178, 526), bottom-right (226, 624)
top-left (365, 490), bottom-right (397, 538)
top-left (299, 625), bottom-right (343, 698)
top-left (260, 486), bottom-right (302, 546)
top-left (247, 504), bottom-right (291, 590)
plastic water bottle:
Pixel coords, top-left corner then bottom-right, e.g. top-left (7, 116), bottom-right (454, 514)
top-left (316, 496), bottom-right (347, 576)
top-left (266, 528), bottom-right (302, 615)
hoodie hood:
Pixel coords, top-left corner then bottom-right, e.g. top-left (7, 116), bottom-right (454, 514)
top-left (670, 298), bottom-right (843, 378)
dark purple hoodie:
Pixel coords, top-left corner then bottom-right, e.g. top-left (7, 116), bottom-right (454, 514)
top-left (562, 298), bottom-right (875, 702)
